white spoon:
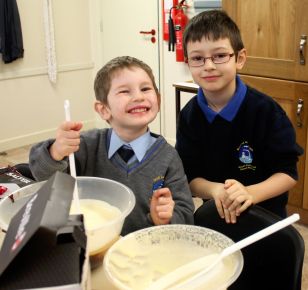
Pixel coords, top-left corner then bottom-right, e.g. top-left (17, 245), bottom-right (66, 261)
top-left (64, 99), bottom-right (81, 214)
top-left (147, 213), bottom-right (300, 290)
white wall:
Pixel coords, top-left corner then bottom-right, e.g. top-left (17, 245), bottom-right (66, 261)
top-left (0, 0), bottom-right (197, 151)
top-left (160, 43), bottom-right (193, 145)
top-left (0, 0), bottom-right (97, 152)
top-left (159, 0), bottom-right (196, 145)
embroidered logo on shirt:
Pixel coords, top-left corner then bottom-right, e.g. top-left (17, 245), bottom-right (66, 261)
top-left (237, 142), bottom-right (256, 171)
top-left (152, 176), bottom-right (165, 192)
top-left (238, 142), bottom-right (253, 164)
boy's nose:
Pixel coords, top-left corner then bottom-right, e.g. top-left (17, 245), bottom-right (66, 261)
top-left (202, 59), bottom-right (216, 70)
top-left (131, 91), bottom-right (145, 100)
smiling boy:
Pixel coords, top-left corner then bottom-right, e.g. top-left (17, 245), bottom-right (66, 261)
top-left (29, 56), bottom-right (194, 235)
top-left (176, 10), bottom-right (303, 223)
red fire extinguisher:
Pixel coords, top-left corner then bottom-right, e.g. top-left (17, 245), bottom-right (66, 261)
top-left (163, 0), bottom-right (178, 41)
top-left (174, 3), bottom-right (188, 62)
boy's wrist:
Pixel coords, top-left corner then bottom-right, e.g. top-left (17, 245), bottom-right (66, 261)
top-left (49, 143), bottom-right (64, 161)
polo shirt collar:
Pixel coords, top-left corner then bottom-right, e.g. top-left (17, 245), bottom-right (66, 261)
top-left (197, 75), bottom-right (247, 123)
top-left (108, 129), bottom-right (152, 162)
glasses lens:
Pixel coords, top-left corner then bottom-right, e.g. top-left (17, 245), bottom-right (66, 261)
top-left (188, 57), bottom-right (204, 67)
top-left (188, 53), bottom-right (234, 66)
top-left (212, 54), bottom-right (230, 64)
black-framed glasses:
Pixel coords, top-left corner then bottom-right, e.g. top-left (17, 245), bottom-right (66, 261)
top-left (188, 53), bottom-right (235, 67)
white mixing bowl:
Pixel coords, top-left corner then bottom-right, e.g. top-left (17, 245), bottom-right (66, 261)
top-left (103, 224), bottom-right (243, 290)
top-left (0, 176), bottom-right (136, 269)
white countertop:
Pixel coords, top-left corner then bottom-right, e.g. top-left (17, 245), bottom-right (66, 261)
top-left (173, 81), bottom-right (199, 89)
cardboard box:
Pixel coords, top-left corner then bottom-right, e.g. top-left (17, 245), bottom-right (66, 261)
top-left (0, 172), bottom-right (90, 289)
top-left (0, 166), bottom-right (35, 199)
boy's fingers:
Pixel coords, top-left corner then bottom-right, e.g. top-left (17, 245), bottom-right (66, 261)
top-left (223, 208), bottom-right (231, 223)
top-left (73, 122), bottom-right (83, 131)
top-left (223, 198), bottom-right (232, 209)
top-left (152, 188), bottom-right (171, 198)
top-left (224, 179), bottom-right (235, 188)
top-left (236, 200), bottom-right (252, 214)
top-left (223, 208), bottom-right (237, 224)
top-left (215, 200), bottom-right (225, 219)
top-left (230, 210), bottom-right (237, 223)
top-left (226, 194), bottom-right (241, 211)
top-left (60, 121), bottom-right (83, 131)
top-left (157, 211), bottom-right (172, 219)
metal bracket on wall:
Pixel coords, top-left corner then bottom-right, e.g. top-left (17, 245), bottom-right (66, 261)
top-left (300, 35), bottom-right (307, 65)
top-left (296, 98), bottom-right (304, 127)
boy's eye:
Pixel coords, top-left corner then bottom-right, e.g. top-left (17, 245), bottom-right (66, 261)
top-left (141, 87), bottom-right (152, 92)
top-left (118, 90), bottom-right (129, 94)
top-left (191, 56), bottom-right (204, 61)
top-left (212, 53), bottom-right (229, 60)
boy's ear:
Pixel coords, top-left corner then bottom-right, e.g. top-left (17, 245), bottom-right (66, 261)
top-left (94, 100), bottom-right (111, 121)
top-left (236, 48), bottom-right (247, 70)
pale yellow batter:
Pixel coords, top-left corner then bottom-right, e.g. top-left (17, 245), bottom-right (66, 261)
top-left (106, 238), bottom-right (237, 290)
top-left (70, 199), bottom-right (121, 230)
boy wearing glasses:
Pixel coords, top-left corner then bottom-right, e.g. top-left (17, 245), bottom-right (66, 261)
top-left (176, 10), bottom-right (302, 223)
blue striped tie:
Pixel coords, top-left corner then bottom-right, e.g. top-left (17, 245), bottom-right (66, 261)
top-left (118, 146), bottom-right (134, 163)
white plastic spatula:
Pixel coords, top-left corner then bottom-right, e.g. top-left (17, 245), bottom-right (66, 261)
top-left (64, 99), bottom-right (81, 214)
top-left (147, 213), bottom-right (300, 290)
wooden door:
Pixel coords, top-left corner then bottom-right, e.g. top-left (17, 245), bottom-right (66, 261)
top-left (240, 75), bottom-right (308, 208)
top-left (100, 0), bottom-right (161, 133)
top-left (223, 0), bottom-right (308, 82)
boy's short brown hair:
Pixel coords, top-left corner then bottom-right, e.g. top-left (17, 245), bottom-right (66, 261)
top-left (94, 56), bottom-right (160, 105)
top-left (183, 10), bottom-right (244, 58)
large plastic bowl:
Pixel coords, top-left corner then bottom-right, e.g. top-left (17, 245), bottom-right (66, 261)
top-left (103, 224), bottom-right (243, 290)
top-left (0, 176), bottom-right (136, 268)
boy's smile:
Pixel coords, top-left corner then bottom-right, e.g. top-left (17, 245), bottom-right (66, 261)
top-left (202, 75), bottom-right (221, 82)
top-left (127, 106), bottom-right (149, 114)
top-left (187, 37), bottom-right (246, 107)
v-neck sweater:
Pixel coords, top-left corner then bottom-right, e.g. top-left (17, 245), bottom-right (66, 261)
top-left (29, 129), bottom-right (194, 235)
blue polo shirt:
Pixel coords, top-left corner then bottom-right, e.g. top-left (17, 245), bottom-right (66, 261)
top-left (197, 75), bottom-right (247, 123)
top-left (108, 129), bottom-right (156, 164)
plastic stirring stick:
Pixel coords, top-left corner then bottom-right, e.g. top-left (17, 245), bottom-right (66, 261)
top-left (147, 213), bottom-right (300, 290)
top-left (64, 99), bottom-right (81, 214)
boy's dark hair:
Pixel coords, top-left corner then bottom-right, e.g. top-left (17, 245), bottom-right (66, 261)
top-left (183, 10), bottom-right (244, 58)
top-left (94, 56), bottom-right (160, 105)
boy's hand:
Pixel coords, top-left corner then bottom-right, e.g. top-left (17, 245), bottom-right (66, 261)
top-left (223, 179), bottom-right (254, 215)
top-left (150, 188), bottom-right (175, 225)
top-left (211, 182), bottom-right (238, 224)
top-left (221, 207), bottom-right (238, 224)
top-left (210, 183), bottom-right (229, 219)
top-left (50, 121), bottom-right (83, 161)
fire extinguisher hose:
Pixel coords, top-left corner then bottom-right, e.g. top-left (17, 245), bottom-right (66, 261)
top-left (168, 1), bottom-right (187, 52)
top-left (168, 8), bottom-right (176, 51)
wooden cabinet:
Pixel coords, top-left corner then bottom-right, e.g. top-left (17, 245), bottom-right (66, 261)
top-left (223, 0), bottom-right (308, 82)
top-left (223, 0), bottom-right (308, 223)
top-left (240, 76), bottom-right (308, 220)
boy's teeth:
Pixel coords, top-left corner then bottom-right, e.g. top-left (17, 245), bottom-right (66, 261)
top-left (132, 108), bottom-right (146, 113)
